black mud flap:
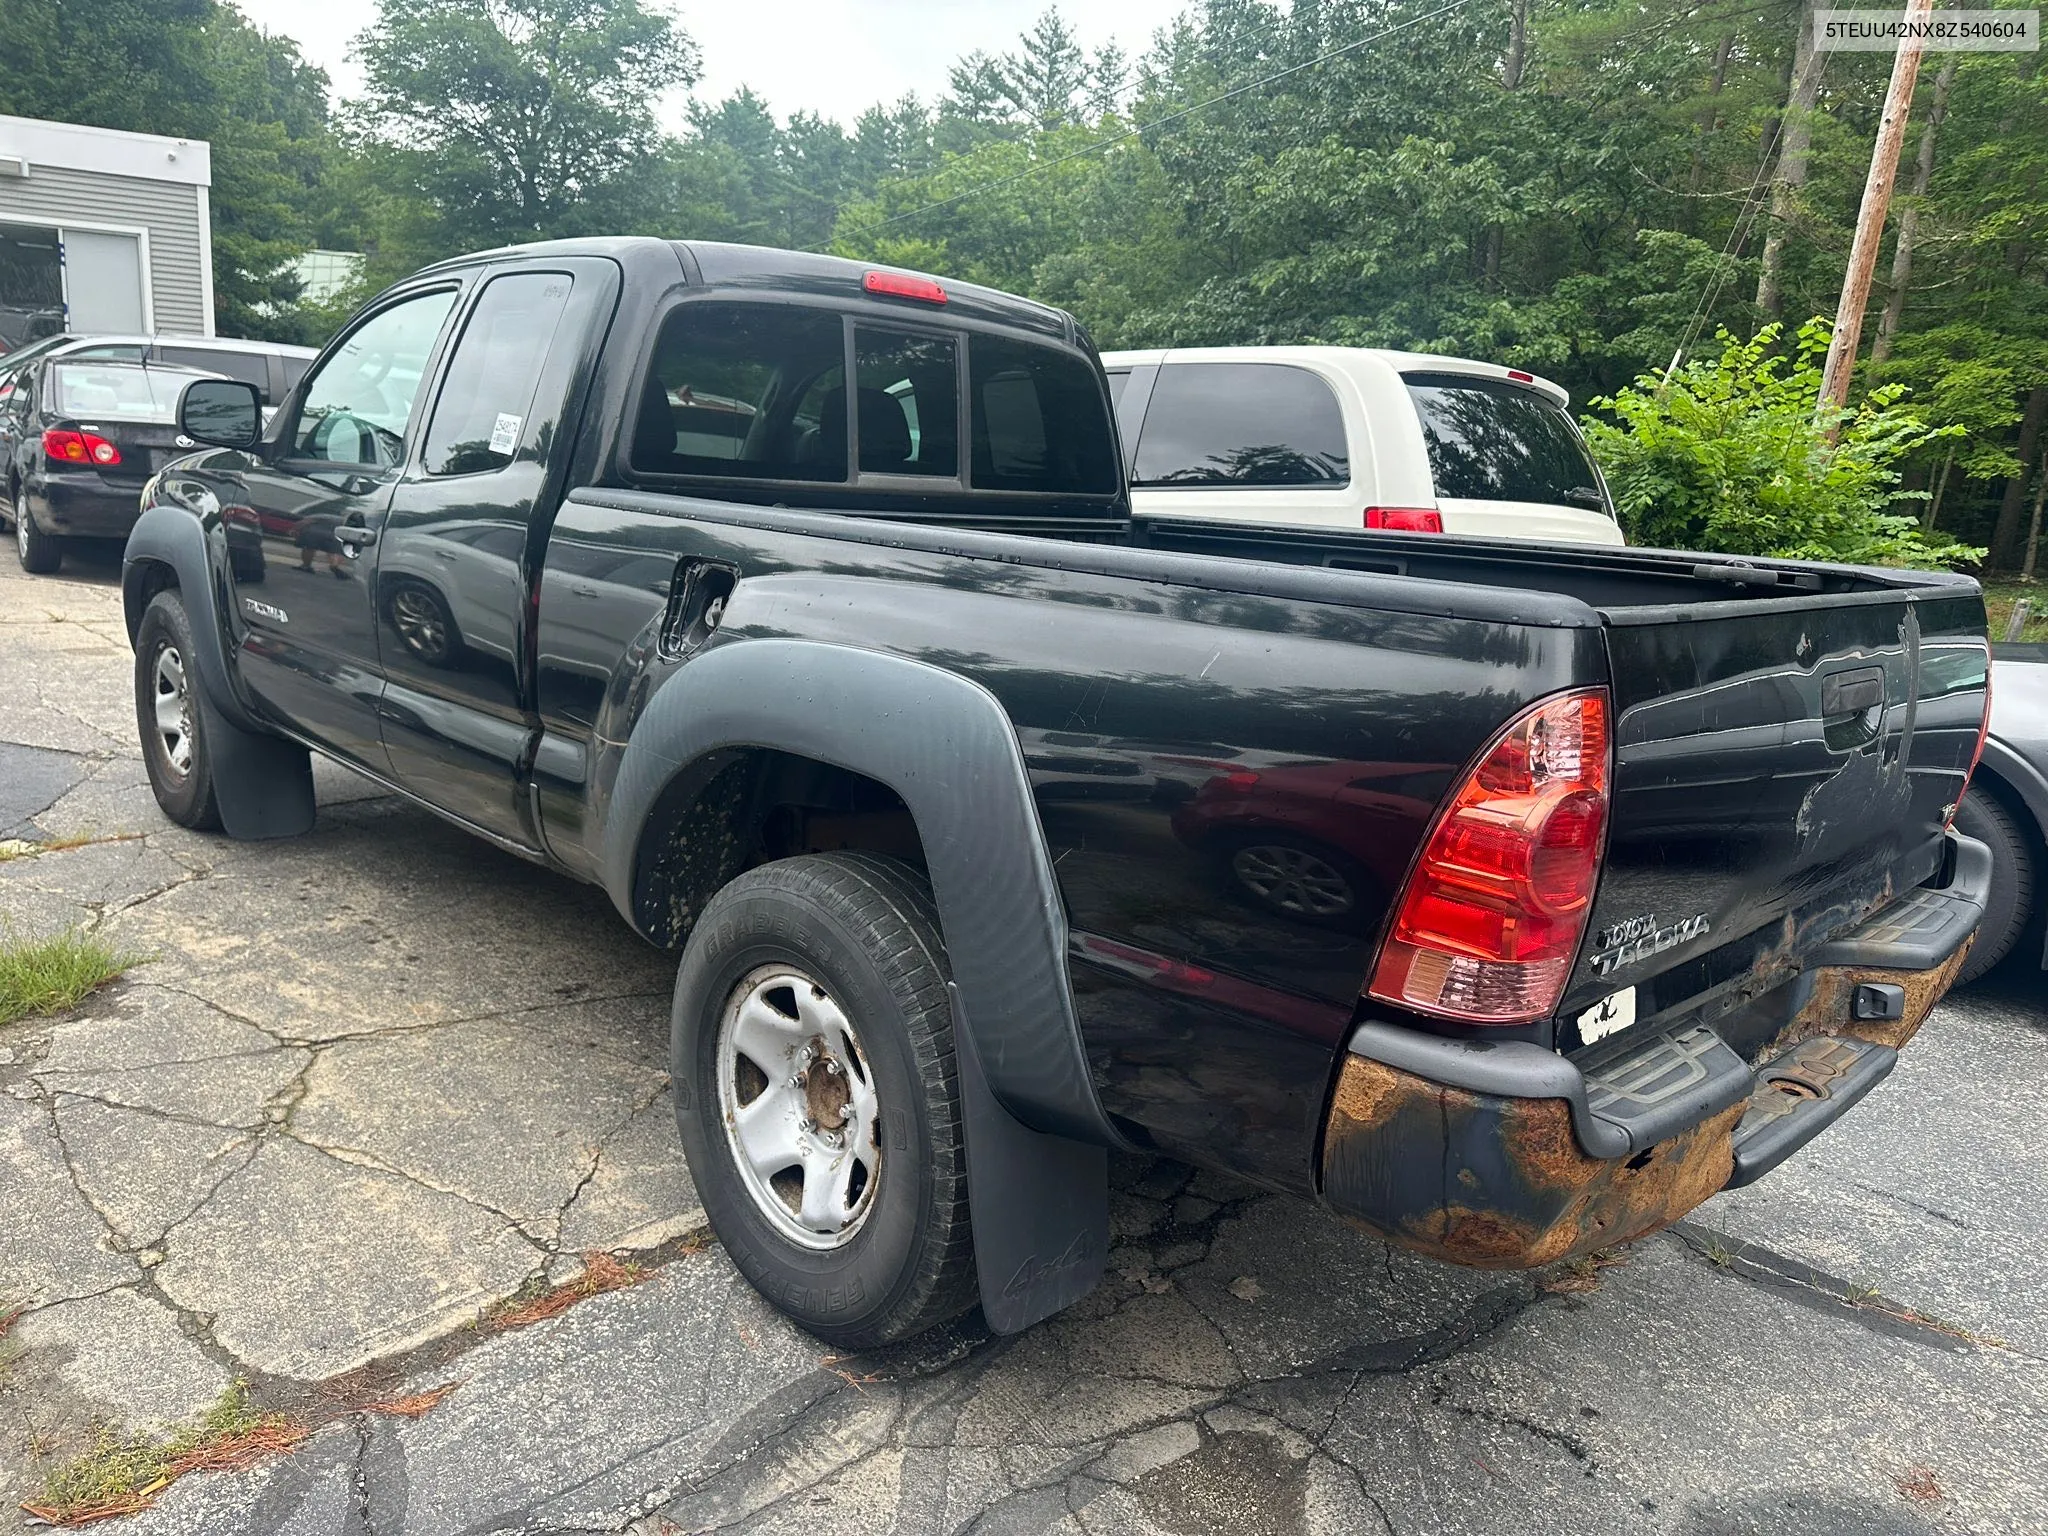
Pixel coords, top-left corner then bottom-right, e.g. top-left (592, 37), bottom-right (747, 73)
top-left (1725, 1033), bottom-right (1897, 1189)
top-left (195, 688), bottom-right (315, 840)
top-left (950, 983), bottom-right (1108, 1333)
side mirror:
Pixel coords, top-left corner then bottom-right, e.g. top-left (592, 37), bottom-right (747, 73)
top-left (179, 378), bottom-right (263, 451)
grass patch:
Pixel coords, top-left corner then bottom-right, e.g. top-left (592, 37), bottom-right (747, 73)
top-left (22, 1382), bottom-right (307, 1526)
top-left (0, 928), bottom-right (139, 1027)
top-left (485, 1252), bottom-right (647, 1332)
top-left (1984, 580), bottom-right (2048, 643)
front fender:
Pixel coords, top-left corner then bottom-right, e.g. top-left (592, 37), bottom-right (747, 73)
top-left (600, 636), bottom-right (1117, 1152)
top-left (123, 500), bottom-right (263, 734)
top-left (123, 500), bottom-right (314, 840)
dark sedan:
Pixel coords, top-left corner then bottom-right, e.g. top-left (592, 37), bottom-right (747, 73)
top-left (1, 357), bottom-right (223, 574)
top-left (1955, 640), bottom-right (2048, 983)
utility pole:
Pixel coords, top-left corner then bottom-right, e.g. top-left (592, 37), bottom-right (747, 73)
top-left (1818, 0), bottom-right (1934, 422)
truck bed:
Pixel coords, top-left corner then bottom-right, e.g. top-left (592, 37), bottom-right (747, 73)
top-left (538, 491), bottom-right (1988, 1187)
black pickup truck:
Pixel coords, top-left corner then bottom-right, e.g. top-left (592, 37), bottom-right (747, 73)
top-left (124, 238), bottom-right (1994, 1347)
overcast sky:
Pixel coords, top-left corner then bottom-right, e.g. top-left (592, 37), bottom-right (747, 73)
top-left (228, 0), bottom-right (1193, 129)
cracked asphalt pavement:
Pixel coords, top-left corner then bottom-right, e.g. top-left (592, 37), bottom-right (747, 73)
top-left (3, 549), bottom-right (2046, 1535)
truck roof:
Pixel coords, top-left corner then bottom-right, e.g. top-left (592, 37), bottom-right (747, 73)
top-left (408, 235), bottom-right (1077, 344)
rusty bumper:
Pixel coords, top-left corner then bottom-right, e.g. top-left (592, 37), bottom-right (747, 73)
top-left (1320, 840), bottom-right (1987, 1271)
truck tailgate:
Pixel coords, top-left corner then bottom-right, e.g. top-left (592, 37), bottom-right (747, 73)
top-left (1560, 587), bottom-right (1990, 1043)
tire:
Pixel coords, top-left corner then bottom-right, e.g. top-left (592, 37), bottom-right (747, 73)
top-left (1953, 787), bottom-right (2037, 985)
top-left (1215, 829), bottom-right (1377, 931)
top-left (134, 590), bottom-right (224, 831)
top-left (672, 852), bottom-right (977, 1348)
top-left (14, 488), bottom-right (61, 574)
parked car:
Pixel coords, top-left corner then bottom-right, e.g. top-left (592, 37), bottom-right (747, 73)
top-left (4, 333), bottom-right (315, 413)
top-left (3, 356), bottom-right (226, 573)
top-left (125, 238), bottom-right (1990, 1351)
top-left (0, 330), bottom-right (79, 387)
top-left (1101, 345), bottom-right (1625, 546)
top-left (1954, 641), bottom-right (2048, 983)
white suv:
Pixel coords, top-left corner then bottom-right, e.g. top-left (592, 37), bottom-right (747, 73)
top-left (1100, 346), bottom-right (1624, 546)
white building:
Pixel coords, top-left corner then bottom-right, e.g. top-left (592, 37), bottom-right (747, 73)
top-left (0, 114), bottom-right (214, 348)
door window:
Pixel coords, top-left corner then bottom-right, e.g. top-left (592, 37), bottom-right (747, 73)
top-left (632, 302), bottom-right (847, 482)
top-left (290, 289), bottom-right (457, 467)
top-left (1402, 372), bottom-right (1605, 509)
top-left (853, 328), bottom-right (958, 478)
top-left (1132, 362), bottom-right (1348, 486)
top-left (423, 272), bottom-right (577, 476)
top-left (968, 335), bottom-right (1118, 494)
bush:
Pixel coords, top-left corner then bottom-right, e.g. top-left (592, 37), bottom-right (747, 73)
top-left (1583, 320), bottom-right (1984, 570)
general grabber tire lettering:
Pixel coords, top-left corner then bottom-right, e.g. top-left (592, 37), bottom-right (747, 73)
top-left (1953, 786), bottom-right (2037, 984)
top-left (672, 852), bottom-right (978, 1347)
top-left (134, 590), bottom-right (224, 831)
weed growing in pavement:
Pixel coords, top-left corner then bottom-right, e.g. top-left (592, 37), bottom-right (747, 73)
top-left (0, 927), bottom-right (140, 1026)
top-left (22, 1381), bottom-right (308, 1526)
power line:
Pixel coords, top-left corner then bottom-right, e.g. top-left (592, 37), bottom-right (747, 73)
top-left (842, 0), bottom-right (1475, 240)
top-left (1669, 35), bottom-right (1839, 378)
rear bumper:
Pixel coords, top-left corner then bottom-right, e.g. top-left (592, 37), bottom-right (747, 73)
top-left (34, 475), bottom-right (147, 538)
top-left (1319, 832), bottom-right (1989, 1269)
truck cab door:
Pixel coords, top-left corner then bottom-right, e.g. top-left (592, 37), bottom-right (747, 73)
top-left (375, 259), bottom-right (619, 848)
top-left (220, 284), bottom-right (462, 773)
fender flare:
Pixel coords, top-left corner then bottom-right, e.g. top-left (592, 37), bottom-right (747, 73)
top-left (122, 504), bottom-right (314, 840)
top-left (601, 636), bottom-right (1117, 1149)
top-left (602, 637), bottom-right (1116, 1333)
top-left (124, 502), bottom-right (264, 732)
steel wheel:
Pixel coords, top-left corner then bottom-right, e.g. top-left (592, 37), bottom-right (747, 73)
top-left (716, 963), bottom-right (882, 1251)
top-left (389, 585), bottom-right (452, 663)
top-left (13, 509), bottom-right (25, 564)
top-left (1231, 842), bottom-right (1355, 917)
top-left (152, 645), bottom-right (195, 778)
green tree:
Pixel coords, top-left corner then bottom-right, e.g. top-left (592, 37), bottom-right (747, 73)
top-left (1584, 321), bottom-right (1980, 569)
top-left (0, 0), bottom-right (335, 339)
top-left (351, 0), bottom-right (699, 251)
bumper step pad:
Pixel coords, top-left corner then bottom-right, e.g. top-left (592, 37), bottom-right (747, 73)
top-left (1724, 1033), bottom-right (1897, 1189)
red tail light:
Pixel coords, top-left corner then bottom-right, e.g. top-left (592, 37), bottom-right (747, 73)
top-left (1365, 507), bottom-right (1443, 532)
top-left (1947, 666), bottom-right (1993, 828)
top-left (1507, 369), bottom-right (1536, 383)
top-left (1367, 687), bottom-right (1611, 1025)
top-left (863, 270), bottom-right (947, 305)
top-left (43, 429), bottom-right (121, 467)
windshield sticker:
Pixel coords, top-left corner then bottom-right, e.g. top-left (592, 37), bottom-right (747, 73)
top-left (489, 413), bottom-right (521, 455)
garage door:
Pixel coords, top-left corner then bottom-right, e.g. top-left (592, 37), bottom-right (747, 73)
top-left (63, 230), bottom-right (146, 332)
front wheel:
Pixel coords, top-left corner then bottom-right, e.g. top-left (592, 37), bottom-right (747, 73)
top-left (134, 590), bottom-right (223, 830)
top-left (14, 493), bottom-right (61, 574)
top-left (672, 852), bottom-right (977, 1347)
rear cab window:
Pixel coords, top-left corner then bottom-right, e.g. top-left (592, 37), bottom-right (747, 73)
top-left (631, 299), bottom-right (1119, 505)
top-left (1131, 362), bottom-right (1348, 486)
top-left (1402, 372), bottom-right (1608, 513)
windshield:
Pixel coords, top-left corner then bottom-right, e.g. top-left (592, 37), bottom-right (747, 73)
top-left (1403, 372), bottom-right (1607, 511)
top-left (50, 363), bottom-right (208, 422)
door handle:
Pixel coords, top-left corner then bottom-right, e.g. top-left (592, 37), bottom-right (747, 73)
top-left (334, 525), bottom-right (379, 556)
